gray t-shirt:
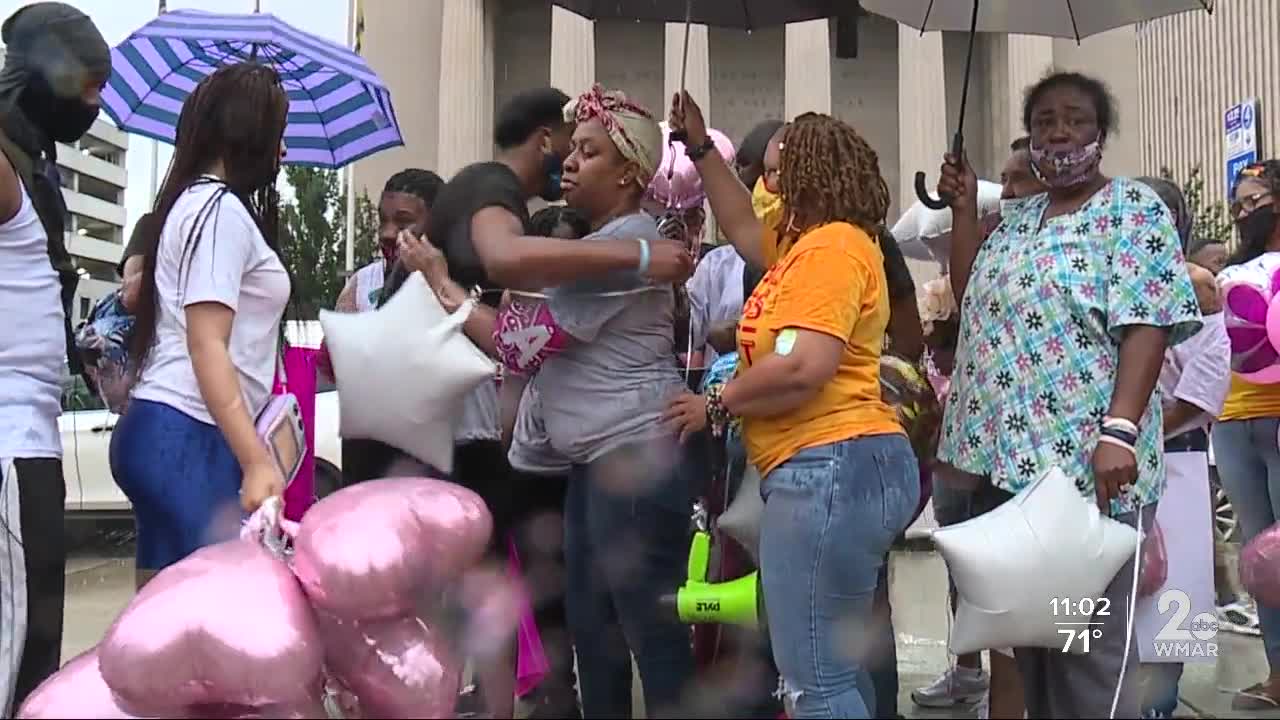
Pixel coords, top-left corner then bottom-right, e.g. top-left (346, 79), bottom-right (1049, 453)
top-left (537, 212), bottom-right (682, 464)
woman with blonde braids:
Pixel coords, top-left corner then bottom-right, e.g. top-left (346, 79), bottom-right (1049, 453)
top-left (665, 94), bottom-right (918, 719)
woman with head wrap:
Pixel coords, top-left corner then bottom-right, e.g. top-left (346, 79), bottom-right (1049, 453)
top-left (0, 3), bottom-right (108, 713)
top-left (525, 83), bottom-right (694, 718)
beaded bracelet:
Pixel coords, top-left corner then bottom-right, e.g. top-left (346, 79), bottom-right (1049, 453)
top-left (1099, 425), bottom-right (1138, 447)
top-left (705, 383), bottom-right (732, 438)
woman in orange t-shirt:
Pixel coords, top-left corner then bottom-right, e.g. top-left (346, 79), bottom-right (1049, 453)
top-left (665, 94), bottom-right (918, 719)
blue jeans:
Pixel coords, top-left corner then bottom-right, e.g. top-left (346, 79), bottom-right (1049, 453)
top-left (759, 434), bottom-right (920, 719)
top-left (1212, 418), bottom-right (1280, 669)
top-left (1141, 662), bottom-right (1183, 718)
top-left (109, 399), bottom-right (242, 570)
top-left (564, 440), bottom-right (694, 718)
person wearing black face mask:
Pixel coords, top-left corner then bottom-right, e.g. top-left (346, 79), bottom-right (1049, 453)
top-left (1211, 160), bottom-right (1280, 711)
top-left (0, 3), bottom-right (109, 714)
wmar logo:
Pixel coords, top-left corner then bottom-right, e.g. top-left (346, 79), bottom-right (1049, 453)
top-left (1153, 589), bottom-right (1218, 659)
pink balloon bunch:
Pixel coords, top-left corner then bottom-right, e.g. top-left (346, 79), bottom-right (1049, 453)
top-left (293, 477), bottom-right (495, 718)
top-left (647, 124), bottom-right (735, 210)
top-left (1222, 259), bottom-right (1280, 383)
top-left (19, 478), bottom-right (496, 720)
top-left (1241, 521), bottom-right (1280, 607)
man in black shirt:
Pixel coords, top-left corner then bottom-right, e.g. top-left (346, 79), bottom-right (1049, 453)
top-left (397, 88), bottom-right (695, 295)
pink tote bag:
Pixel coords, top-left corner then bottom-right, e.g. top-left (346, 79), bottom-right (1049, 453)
top-left (272, 346), bottom-right (319, 521)
top-left (508, 536), bottom-right (550, 697)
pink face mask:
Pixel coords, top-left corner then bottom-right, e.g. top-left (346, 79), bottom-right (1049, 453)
top-left (493, 292), bottom-right (573, 376)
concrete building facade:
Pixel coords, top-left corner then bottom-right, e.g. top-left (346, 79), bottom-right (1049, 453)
top-left (1137, 0), bottom-right (1280, 213)
top-left (57, 119), bottom-right (129, 325)
top-left (353, 1), bottom-right (1155, 228)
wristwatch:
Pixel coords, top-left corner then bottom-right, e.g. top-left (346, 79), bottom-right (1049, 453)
top-left (685, 136), bottom-right (716, 163)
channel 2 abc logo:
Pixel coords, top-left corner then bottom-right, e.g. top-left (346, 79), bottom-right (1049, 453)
top-left (1154, 589), bottom-right (1218, 658)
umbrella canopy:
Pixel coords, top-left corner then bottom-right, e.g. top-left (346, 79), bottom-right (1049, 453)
top-left (552, 0), bottom-right (850, 30)
top-left (102, 9), bottom-right (403, 169)
top-left (860, 0), bottom-right (1213, 41)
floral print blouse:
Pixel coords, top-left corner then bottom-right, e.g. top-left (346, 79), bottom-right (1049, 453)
top-left (938, 178), bottom-right (1202, 514)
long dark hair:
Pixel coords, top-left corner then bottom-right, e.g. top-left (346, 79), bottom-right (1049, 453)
top-left (130, 63), bottom-right (290, 367)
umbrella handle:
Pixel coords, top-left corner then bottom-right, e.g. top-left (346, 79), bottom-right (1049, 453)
top-left (914, 131), bottom-right (965, 211)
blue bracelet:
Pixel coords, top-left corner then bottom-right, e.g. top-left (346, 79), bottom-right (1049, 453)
top-left (636, 238), bottom-right (651, 276)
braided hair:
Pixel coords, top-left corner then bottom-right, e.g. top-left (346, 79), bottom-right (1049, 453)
top-left (778, 113), bottom-right (890, 238)
top-left (383, 168), bottom-right (443, 207)
top-left (1230, 160), bottom-right (1280, 266)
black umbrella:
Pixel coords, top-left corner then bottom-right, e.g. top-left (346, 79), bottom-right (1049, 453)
top-left (859, 0), bottom-right (1214, 209)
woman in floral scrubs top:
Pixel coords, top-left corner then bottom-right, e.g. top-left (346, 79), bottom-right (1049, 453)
top-left (933, 71), bottom-right (1201, 719)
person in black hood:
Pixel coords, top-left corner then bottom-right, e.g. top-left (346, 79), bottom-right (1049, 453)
top-left (0, 2), bottom-right (109, 714)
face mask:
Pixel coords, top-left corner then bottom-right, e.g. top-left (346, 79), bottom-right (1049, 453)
top-left (539, 151), bottom-right (563, 202)
top-left (1029, 140), bottom-right (1103, 188)
top-left (1237, 206), bottom-right (1278, 251)
top-left (752, 176), bottom-right (783, 227)
top-left (380, 240), bottom-right (398, 267)
top-left (18, 75), bottom-right (100, 144)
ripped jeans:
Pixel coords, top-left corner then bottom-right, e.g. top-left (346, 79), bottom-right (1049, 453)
top-left (759, 434), bottom-right (919, 719)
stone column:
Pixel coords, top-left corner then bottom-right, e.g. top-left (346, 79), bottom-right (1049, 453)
top-left (1004, 35), bottom-right (1054, 146)
top-left (785, 20), bottom-right (831, 117)
top-left (551, 6), bottom-right (595, 97)
top-left (437, 0), bottom-right (494, 178)
top-left (665, 22), bottom-right (710, 123)
top-left (896, 27), bottom-right (948, 212)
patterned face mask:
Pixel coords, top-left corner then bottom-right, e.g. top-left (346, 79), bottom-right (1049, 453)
top-left (1029, 140), bottom-right (1103, 188)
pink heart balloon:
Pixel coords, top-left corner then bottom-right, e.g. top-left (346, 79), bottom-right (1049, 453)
top-left (1241, 522), bottom-right (1280, 607)
top-left (182, 696), bottom-right (328, 719)
top-left (292, 478), bottom-right (493, 621)
top-left (1226, 283), bottom-right (1270, 324)
top-left (1227, 325), bottom-right (1269, 354)
top-left (99, 539), bottom-right (323, 715)
top-left (17, 647), bottom-right (138, 719)
top-left (318, 613), bottom-right (461, 719)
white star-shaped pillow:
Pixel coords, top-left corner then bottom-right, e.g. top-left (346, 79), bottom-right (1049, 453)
top-left (931, 466), bottom-right (1139, 655)
top-left (319, 271), bottom-right (496, 474)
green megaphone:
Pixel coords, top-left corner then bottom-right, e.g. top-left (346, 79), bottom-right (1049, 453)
top-left (660, 526), bottom-right (765, 630)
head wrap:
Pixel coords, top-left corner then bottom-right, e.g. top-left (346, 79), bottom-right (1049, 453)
top-left (1135, 176), bottom-right (1192, 252)
top-left (647, 123), bottom-right (735, 210)
top-left (563, 84), bottom-right (662, 189)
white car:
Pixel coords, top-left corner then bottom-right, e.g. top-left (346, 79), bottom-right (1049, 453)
top-left (63, 321), bottom-right (344, 516)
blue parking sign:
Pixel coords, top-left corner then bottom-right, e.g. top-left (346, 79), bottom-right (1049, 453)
top-left (1226, 99), bottom-right (1260, 197)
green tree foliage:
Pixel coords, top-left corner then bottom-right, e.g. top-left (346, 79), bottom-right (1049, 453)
top-left (278, 167), bottom-right (379, 318)
top-left (1157, 165), bottom-right (1234, 245)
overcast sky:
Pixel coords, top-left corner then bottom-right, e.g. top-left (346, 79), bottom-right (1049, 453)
top-left (0, 0), bottom-right (350, 239)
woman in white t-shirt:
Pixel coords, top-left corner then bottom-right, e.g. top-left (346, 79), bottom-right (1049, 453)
top-left (110, 63), bottom-right (291, 585)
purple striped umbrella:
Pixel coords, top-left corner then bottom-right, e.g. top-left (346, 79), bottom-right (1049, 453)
top-left (102, 9), bottom-right (403, 169)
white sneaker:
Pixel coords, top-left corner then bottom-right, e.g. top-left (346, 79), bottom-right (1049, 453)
top-left (911, 666), bottom-right (989, 708)
top-left (1218, 598), bottom-right (1262, 636)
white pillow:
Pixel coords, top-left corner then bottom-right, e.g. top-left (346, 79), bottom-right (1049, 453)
top-left (319, 272), bottom-right (496, 474)
top-left (931, 466), bottom-right (1139, 655)
top-left (718, 464), bottom-right (763, 563)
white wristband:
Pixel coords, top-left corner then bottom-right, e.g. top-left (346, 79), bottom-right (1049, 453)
top-left (636, 238), bottom-right (652, 276)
